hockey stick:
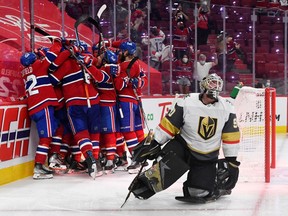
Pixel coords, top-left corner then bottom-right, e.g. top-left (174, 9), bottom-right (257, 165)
top-left (74, 14), bottom-right (105, 108)
top-left (120, 159), bottom-right (147, 208)
top-left (126, 57), bottom-right (150, 130)
top-left (35, 27), bottom-right (53, 42)
top-left (74, 9), bottom-right (105, 46)
top-left (120, 130), bottom-right (153, 208)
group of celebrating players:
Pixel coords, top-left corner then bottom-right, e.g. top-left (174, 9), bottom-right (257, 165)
top-left (20, 37), bottom-right (147, 180)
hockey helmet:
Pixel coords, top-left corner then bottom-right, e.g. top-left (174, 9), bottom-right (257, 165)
top-left (119, 41), bottom-right (136, 55)
top-left (20, 52), bottom-right (37, 67)
top-left (104, 50), bottom-right (118, 64)
top-left (79, 41), bottom-right (88, 53)
top-left (200, 73), bottom-right (223, 100)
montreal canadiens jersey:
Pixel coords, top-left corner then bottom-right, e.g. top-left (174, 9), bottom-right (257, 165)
top-left (21, 60), bottom-right (59, 115)
top-left (49, 58), bottom-right (109, 107)
top-left (114, 59), bottom-right (142, 103)
top-left (154, 93), bottom-right (240, 160)
top-left (97, 65), bottom-right (117, 106)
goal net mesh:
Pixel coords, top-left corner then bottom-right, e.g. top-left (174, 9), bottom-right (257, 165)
top-left (233, 86), bottom-right (269, 182)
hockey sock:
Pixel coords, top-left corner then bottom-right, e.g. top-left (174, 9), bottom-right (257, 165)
top-left (91, 133), bottom-right (100, 159)
top-left (122, 131), bottom-right (138, 155)
top-left (49, 125), bottom-right (64, 156)
top-left (101, 133), bottom-right (116, 160)
top-left (116, 132), bottom-right (126, 157)
top-left (135, 129), bottom-right (145, 143)
top-left (35, 137), bottom-right (52, 164)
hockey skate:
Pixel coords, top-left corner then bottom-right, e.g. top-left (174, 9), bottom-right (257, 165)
top-left (95, 159), bottom-right (104, 177)
top-left (104, 160), bottom-right (115, 174)
top-left (33, 163), bottom-right (53, 180)
top-left (114, 152), bottom-right (128, 171)
top-left (127, 160), bottom-right (149, 174)
top-left (66, 158), bottom-right (87, 174)
top-left (85, 150), bottom-right (98, 179)
top-left (48, 153), bottom-right (67, 171)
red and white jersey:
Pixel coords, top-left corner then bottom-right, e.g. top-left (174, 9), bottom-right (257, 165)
top-left (173, 59), bottom-right (193, 80)
top-left (173, 25), bottom-right (193, 48)
top-left (97, 64), bottom-right (117, 106)
top-left (142, 30), bottom-right (165, 61)
top-left (114, 59), bottom-right (145, 103)
top-left (49, 58), bottom-right (109, 107)
top-left (21, 59), bottom-right (59, 116)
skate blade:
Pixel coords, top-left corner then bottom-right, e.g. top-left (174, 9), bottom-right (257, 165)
top-left (128, 167), bottom-right (146, 174)
top-left (115, 167), bottom-right (128, 171)
top-left (49, 163), bottom-right (67, 171)
top-left (104, 169), bottom-right (115, 175)
top-left (33, 173), bottom-right (53, 180)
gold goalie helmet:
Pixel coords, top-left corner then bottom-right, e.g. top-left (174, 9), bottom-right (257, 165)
top-left (200, 73), bottom-right (223, 100)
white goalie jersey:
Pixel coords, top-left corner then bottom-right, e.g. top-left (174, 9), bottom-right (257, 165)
top-left (154, 93), bottom-right (240, 160)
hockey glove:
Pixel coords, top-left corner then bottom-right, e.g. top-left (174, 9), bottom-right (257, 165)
top-left (130, 78), bottom-right (141, 89)
top-left (224, 157), bottom-right (240, 190)
top-left (132, 139), bottom-right (161, 163)
top-left (79, 55), bottom-right (93, 68)
top-left (106, 64), bottom-right (119, 77)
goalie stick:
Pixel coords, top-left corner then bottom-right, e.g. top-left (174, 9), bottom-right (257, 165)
top-left (120, 129), bottom-right (153, 208)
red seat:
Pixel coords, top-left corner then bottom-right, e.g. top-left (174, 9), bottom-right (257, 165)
top-left (265, 53), bottom-right (280, 63)
top-left (256, 45), bottom-right (270, 53)
top-left (265, 63), bottom-right (280, 78)
top-left (255, 62), bottom-right (266, 78)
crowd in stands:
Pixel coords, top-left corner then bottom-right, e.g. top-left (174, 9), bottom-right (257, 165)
top-left (48, 0), bottom-right (287, 95)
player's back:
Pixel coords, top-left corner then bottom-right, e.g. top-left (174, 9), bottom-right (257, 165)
top-left (21, 60), bottom-right (59, 115)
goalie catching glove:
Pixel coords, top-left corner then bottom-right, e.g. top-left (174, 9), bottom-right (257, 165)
top-left (132, 139), bottom-right (162, 163)
top-left (217, 158), bottom-right (240, 191)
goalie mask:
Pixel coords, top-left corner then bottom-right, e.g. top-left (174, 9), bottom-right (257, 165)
top-left (200, 73), bottom-right (223, 100)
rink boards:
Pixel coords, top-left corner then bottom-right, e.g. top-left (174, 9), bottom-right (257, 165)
top-left (0, 96), bottom-right (287, 185)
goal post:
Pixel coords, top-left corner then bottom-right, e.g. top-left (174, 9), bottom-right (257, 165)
top-left (233, 86), bottom-right (276, 183)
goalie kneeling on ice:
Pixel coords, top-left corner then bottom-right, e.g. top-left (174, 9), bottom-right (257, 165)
top-left (129, 151), bottom-right (189, 200)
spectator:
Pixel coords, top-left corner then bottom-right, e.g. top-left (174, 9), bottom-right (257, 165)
top-left (193, 53), bottom-right (218, 92)
top-left (142, 26), bottom-right (173, 70)
top-left (197, 3), bottom-right (211, 46)
top-left (174, 3), bottom-right (190, 27)
top-left (173, 21), bottom-right (194, 59)
top-left (174, 54), bottom-right (193, 94)
top-left (130, 9), bottom-right (146, 59)
top-left (217, 33), bottom-right (242, 73)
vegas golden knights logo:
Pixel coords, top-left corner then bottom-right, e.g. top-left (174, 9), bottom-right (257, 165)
top-left (198, 116), bottom-right (217, 140)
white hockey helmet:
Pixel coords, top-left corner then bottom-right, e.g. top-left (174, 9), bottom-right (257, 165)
top-left (200, 73), bottom-right (223, 100)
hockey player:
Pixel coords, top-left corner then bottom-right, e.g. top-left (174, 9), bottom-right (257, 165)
top-left (96, 49), bottom-right (121, 174)
top-left (20, 51), bottom-right (59, 179)
top-left (114, 41), bottom-right (147, 173)
top-left (129, 73), bottom-right (241, 203)
top-left (48, 49), bottom-right (110, 179)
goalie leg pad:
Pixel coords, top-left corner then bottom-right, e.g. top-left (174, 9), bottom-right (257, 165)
top-left (130, 151), bottom-right (189, 199)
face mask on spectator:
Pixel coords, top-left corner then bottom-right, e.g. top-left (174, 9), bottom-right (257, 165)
top-left (200, 60), bottom-right (206, 65)
top-left (182, 57), bottom-right (188, 63)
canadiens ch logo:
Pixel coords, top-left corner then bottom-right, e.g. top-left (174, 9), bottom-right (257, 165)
top-left (198, 116), bottom-right (217, 140)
